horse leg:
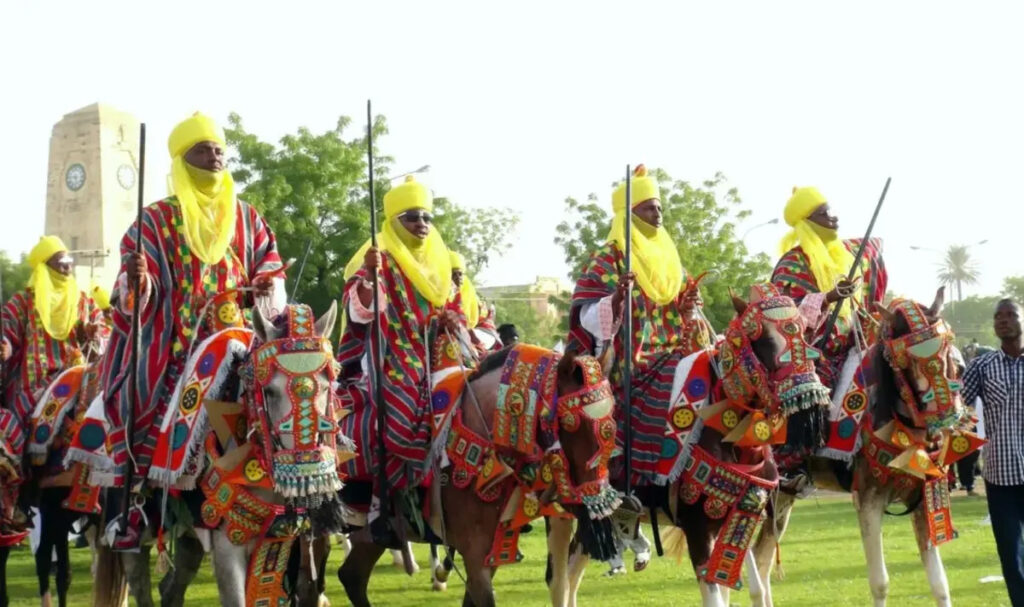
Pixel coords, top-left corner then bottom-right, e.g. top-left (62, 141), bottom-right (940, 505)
top-left (458, 545), bottom-right (496, 607)
top-left (121, 546), bottom-right (155, 607)
top-left (430, 543), bottom-right (451, 592)
top-left (697, 582), bottom-right (729, 607)
top-left (210, 529), bottom-right (249, 607)
top-left (566, 537), bottom-right (589, 607)
top-left (159, 532), bottom-right (205, 607)
top-left (295, 535), bottom-right (331, 607)
top-left (35, 501), bottom-right (58, 607)
top-left (546, 517), bottom-right (572, 607)
top-left (745, 550), bottom-right (765, 607)
top-left (53, 511), bottom-right (74, 607)
top-left (749, 491), bottom-right (795, 607)
top-left (0, 546), bottom-right (10, 607)
top-left (316, 535), bottom-right (331, 606)
top-left (337, 539), bottom-right (385, 607)
top-left (911, 505), bottom-right (951, 606)
top-left (856, 486), bottom-right (890, 607)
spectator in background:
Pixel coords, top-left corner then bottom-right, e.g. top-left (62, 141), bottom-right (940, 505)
top-left (962, 298), bottom-right (1024, 606)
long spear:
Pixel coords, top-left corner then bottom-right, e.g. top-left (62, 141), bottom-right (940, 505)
top-left (815, 177), bottom-right (891, 351)
top-left (119, 123), bottom-right (146, 532)
top-left (288, 239), bottom-right (314, 303)
top-left (365, 101), bottom-right (394, 546)
top-left (622, 165), bottom-right (634, 498)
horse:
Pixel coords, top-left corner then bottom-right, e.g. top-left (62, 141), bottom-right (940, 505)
top-left (547, 283), bottom-right (835, 607)
top-left (24, 350), bottom-right (133, 607)
top-left (748, 287), bottom-right (975, 607)
top-left (336, 330), bottom-right (622, 607)
top-left (146, 301), bottom-right (347, 607)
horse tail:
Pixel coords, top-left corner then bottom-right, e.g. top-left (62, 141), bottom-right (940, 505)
top-left (92, 542), bottom-right (128, 607)
top-left (659, 524), bottom-right (688, 565)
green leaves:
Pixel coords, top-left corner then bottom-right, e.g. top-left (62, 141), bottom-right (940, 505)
top-left (225, 113), bottom-right (516, 315)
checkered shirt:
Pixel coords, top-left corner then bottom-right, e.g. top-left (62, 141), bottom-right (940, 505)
top-left (962, 349), bottom-right (1024, 486)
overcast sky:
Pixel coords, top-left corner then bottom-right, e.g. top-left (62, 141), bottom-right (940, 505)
top-left (2, 1), bottom-right (1020, 303)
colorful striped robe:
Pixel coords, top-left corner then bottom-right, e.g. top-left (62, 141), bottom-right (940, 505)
top-left (771, 238), bottom-right (887, 388)
top-left (337, 253), bottom-right (441, 490)
top-left (567, 243), bottom-right (712, 485)
top-left (92, 197), bottom-right (281, 487)
top-left (2, 289), bottom-right (105, 423)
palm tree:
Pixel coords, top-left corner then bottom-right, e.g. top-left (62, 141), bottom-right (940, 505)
top-left (936, 245), bottom-right (981, 301)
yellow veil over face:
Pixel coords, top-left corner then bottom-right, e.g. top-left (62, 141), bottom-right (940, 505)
top-left (27, 236), bottom-right (80, 340)
top-left (778, 186), bottom-right (859, 320)
top-left (449, 251), bottom-right (480, 328)
top-left (607, 165), bottom-right (683, 306)
top-left (343, 176), bottom-right (452, 307)
top-left (167, 112), bottom-right (236, 265)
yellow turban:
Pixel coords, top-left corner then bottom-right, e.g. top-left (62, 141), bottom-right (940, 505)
top-left (168, 112), bottom-right (236, 265)
top-left (778, 186), bottom-right (858, 321)
top-left (783, 186), bottom-right (827, 227)
top-left (449, 251), bottom-right (480, 328)
top-left (606, 165), bottom-right (684, 306)
top-left (91, 285), bottom-right (111, 310)
top-left (344, 176), bottom-right (452, 307)
top-left (27, 236), bottom-right (80, 340)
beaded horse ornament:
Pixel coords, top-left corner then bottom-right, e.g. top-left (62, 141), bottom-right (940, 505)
top-left (199, 304), bottom-right (347, 607)
top-left (862, 298), bottom-right (984, 546)
top-left (684, 284), bottom-right (831, 588)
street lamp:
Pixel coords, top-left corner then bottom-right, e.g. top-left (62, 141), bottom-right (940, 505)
top-left (390, 165), bottom-right (431, 182)
top-left (741, 218), bottom-right (780, 240)
top-left (909, 239), bottom-right (988, 253)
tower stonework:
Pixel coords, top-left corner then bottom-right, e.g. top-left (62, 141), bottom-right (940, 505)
top-left (45, 103), bottom-right (141, 294)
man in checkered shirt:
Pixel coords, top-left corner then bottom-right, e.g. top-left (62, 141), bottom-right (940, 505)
top-left (962, 298), bottom-right (1024, 606)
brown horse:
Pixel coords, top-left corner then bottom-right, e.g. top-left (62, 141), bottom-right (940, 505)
top-left (337, 340), bottom-right (620, 607)
top-left (749, 288), bottom-right (969, 607)
top-left (549, 284), bottom-right (833, 607)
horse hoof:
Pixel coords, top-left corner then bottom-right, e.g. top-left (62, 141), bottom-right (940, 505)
top-left (432, 581), bottom-right (447, 592)
top-left (318, 594), bottom-right (331, 607)
top-left (634, 558), bottom-right (649, 572)
top-left (434, 565), bottom-right (450, 583)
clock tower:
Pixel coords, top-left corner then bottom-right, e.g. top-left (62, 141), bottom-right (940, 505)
top-left (45, 103), bottom-right (142, 294)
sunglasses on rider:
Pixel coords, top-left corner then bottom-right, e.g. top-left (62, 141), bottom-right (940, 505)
top-left (400, 211), bottom-right (433, 224)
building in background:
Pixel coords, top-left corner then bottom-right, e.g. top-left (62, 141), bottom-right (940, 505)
top-left (477, 275), bottom-right (571, 318)
top-left (45, 103), bottom-right (141, 293)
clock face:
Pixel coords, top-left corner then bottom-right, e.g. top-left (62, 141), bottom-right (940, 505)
top-left (117, 164), bottom-right (136, 190)
top-left (65, 164), bottom-right (86, 191)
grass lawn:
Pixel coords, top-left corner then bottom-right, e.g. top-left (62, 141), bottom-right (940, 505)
top-left (2, 493), bottom-right (1010, 606)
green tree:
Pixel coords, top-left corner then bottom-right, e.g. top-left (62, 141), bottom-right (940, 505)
top-left (492, 298), bottom-right (562, 348)
top-left (554, 170), bottom-right (772, 330)
top-left (1002, 275), bottom-right (1024, 304)
top-left (943, 295), bottom-right (1000, 348)
top-left (936, 245), bottom-right (980, 302)
top-left (226, 113), bottom-right (517, 314)
top-left (0, 250), bottom-right (31, 300)
top-left (432, 197), bottom-right (518, 279)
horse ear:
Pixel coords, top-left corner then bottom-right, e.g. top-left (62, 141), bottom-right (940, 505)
top-left (928, 286), bottom-right (946, 317)
top-left (315, 300), bottom-right (338, 339)
top-left (874, 301), bottom-right (897, 324)
top-left (731, 291), bottom-right (748, 315)
top-left (252, 305), bottom-right (270, 343)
